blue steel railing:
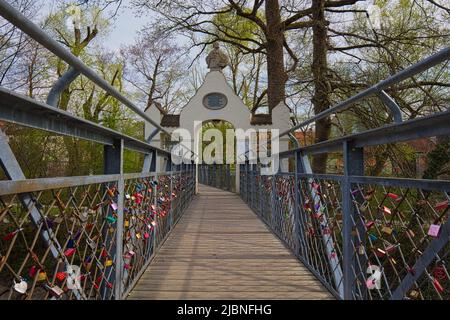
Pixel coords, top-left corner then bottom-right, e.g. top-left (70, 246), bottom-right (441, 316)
top-left (239, 168), bottom-right (449, 300)
top-left (199, 164), bottom-right (236, 193)
top-left (0, 1), bottom-right (196, 300)
top-left (206, 46), bottom-right (450, 300)
top-left (0, 169), bottom-right (196, 300)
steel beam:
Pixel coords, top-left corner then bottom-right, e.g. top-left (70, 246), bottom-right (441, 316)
top-left (104, 139), bottom-right (124, 300)
top-left (47, 67), bottom-right (81, 107)
top-left (342, 141), bottom-right (365, 300)
top-left (279, 109), bottom-right (450, 157)
top-left (0, 88), bottom-right (170, 156)
top-left (377, 90), bottom-right (403, 123)
top-left (278, 46), bottom-right (450, 138)
top-left (391, 218), bottom-right (450, 300)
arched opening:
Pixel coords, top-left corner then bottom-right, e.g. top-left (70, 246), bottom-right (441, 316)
top-left (198, 119), bottom-right (238, 192)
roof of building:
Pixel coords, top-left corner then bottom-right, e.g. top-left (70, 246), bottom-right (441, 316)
top-left (161, 114), bottom-right (180, 127)
top-left (250, 114), bottom-right (273, 126)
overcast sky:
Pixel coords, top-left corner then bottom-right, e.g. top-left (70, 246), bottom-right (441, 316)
top-left (104, 6), bottom-right (150, 50)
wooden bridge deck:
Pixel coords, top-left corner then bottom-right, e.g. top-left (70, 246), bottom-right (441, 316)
top-left (128, 185), bottom-right (333, 300)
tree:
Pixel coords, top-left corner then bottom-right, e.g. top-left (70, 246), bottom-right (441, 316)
top-left (121, 29), bottom-right (189, 114)
top-left (327, 0), bottom-right (449, 176)
top-left (0, 0), bottom-right (39, 88)
top-left (209, 11), bottom-right (267, 111)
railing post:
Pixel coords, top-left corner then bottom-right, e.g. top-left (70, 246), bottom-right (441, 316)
top-left (248, 163), bottom-right (253, 208)
top-left (247, 162), bottom-right (251, 204)
top-left (259, 166), bottom-right (263, 215)
top-left (342, 140), bottom-right (364, 300)
top-left (293, 151), bottom-right (307, 257)
top-left (104, 139), bottom-right (124, 300)
top-left (226, 164), bottom-right (230, 191)
top-left (270, 169), bottom-right (277, 227)
top-left (169, 160), bottom-right (174, 230)
top-left (153, 166), bottom-right (159, 248)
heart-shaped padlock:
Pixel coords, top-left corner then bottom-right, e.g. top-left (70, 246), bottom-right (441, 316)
top-left (14, 278), bottom-right (28, 294)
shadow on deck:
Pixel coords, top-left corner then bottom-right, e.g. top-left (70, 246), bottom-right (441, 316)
top-left (128, 185), bottom-right (333, 300)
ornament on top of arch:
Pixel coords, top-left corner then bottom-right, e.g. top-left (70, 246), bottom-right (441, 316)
top-left (206, 42), bottom-right (230, 71)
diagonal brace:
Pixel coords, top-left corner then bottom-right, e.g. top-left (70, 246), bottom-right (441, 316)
top-left (390, 218), bottom-right (450, 300)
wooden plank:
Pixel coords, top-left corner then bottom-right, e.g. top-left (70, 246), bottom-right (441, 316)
top-left (128, 185), bottom-right (333, 300)
top-left (130, 291), bottom-right (333, 300)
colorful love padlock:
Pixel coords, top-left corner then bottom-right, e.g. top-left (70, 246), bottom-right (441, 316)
top-left (56, 272), bottom-right (67, 282)
top-left (64, 248), bottom-right (76, 258)
top-left (37, 271), bottom-right (47, 282)
top-left (435, 200), bottom-right (449, 211)
top-left (428, 224), bottom-right (441, 238)
top-left (387, 193), bottom-right (400, 201)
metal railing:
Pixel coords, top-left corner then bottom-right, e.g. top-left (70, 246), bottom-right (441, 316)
top-left (236, 46), bottom-right (450, 300)
top-left (0, 1), bottom-right (196, 300)
top-left (0, 169), bottom-right (195, 300)
top-left (199, 164), bottom-right (236, 193)
top-left (240, 168), bottom-right (449, 300)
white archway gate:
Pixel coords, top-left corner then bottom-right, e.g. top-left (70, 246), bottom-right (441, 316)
top-left (144, 68), bottom-right (291, 193)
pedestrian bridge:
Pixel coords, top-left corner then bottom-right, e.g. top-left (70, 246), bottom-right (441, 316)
top-left (0, 2), bottom-right (449, 301)
top-left (128, 185), bottom-right (332, 300)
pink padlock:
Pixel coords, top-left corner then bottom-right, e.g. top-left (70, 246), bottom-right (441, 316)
top-left (110, 202), bottom-right (118, 211)
top-left (428, 224), bottom-right (441, 238)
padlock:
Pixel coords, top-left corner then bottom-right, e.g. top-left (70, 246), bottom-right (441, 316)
top-left (56, 272), bottom-right (67, 282)
top-left (381, 206), bottom-right (391, 215)
top-left (107, 188), bottom-right (115, 197)
top-left (29, 265), bottom-right (38, 278)
top-left (385, 245), bottom-right (397, 254)
top-left (427, 224), bottom-right (441, 238)
top-left (358, 245), bottom-right (365, 255)
top-left (365, 221), bottom-right (375, 230)
top-left (433, 278), bottom-right (444, 293)
top-left (375, 248), bottom-right (386, 258)
top-left (37, 271), bottom-right (47, 282)
top-left (387, 193), bottom-right (400, 201)
top-left (14, 278), bottom-right (28, 294)
top-left (110, 202), bottom-right (118, 211)
top-left (381, 226), bottom-right (393, 235)
top-left (85, 261), bottom-right (93, 272)
top-left (64, 248), bottom-right (76, 258)
top-left (409, 290), bottom-right (419, 299)
top-left (435, 200), bottom-right (449, 211)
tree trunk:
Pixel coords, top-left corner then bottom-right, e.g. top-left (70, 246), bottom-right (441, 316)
top-left (311, 0), bottom-right (331, 173)
top-left (265, 0), bottom-right (287, 114)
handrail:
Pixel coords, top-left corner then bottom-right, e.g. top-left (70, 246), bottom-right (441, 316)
top-left (0, 87), bottom-right (171, 156)
top-left (279, 108), bottom-right (450, 157)
top-left (277, 46), bottom-right (450, 139)
top-left (235, 46), bottom-right (450, 162)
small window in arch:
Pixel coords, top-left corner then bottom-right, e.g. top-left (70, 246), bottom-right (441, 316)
top-left (203, 93), bottom-right (228, 110)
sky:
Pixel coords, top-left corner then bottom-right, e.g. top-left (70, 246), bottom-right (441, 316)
top-left (104, 5), bottom-right (150, 50)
